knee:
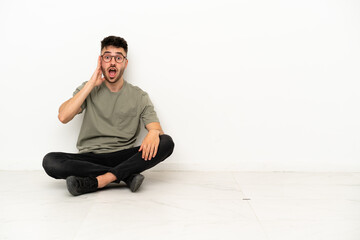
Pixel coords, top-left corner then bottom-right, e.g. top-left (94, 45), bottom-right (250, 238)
top-left (42, 152), bottom-right (61, 179)
top-left (159, 134), bottom-right (175, 155)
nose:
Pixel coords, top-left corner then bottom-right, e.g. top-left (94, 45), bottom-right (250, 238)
top-left (110, 56), bottom-right (117, 64)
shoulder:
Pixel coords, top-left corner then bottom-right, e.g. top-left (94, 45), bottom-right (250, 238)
top-left (125, 81), bottom-right (148, 96)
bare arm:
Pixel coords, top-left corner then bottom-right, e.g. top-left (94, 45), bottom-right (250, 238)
top-left (58, 56), bottom-right (105, 124)
top-left (58, 81), bottom-right (96, 123)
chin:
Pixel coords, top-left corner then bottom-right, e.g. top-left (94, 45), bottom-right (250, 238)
top-left (105, 75), bottom-right (121, 83)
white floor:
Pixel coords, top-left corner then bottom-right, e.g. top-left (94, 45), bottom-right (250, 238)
top-left (1, 171), bottom-right (360, 240)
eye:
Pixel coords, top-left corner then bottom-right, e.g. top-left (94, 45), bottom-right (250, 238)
top-left (116, 56), bottom-right (123, 61)
top-left (104, 55), bottom-right (111, 60)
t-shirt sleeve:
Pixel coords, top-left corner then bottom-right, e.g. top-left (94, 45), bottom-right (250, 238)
top-left (140, 92), bottom-right (160, 127)
top-left (72, 81), bottom-right (88, 114)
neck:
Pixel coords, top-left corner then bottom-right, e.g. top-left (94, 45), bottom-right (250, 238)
top-left (105, 78), bottom-right (124, 92)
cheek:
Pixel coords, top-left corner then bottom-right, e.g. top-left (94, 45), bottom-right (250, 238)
top-left (101, 64), bottom-right (108, 74)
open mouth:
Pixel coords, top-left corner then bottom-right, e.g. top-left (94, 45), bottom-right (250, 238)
top-left (108, 68), bottom-right (117, 78)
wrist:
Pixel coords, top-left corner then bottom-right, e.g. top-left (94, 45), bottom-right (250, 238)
top-left (86, 80), bottom-right (96, 88)
top-left (149, 129), bottom-right (161, 135)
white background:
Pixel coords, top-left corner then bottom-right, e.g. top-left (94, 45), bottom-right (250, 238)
top-left (0, 0), bottom-right (359, 171)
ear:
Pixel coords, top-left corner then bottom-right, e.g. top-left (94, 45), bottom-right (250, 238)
top-left (124, 59), bottom-right (129, 69)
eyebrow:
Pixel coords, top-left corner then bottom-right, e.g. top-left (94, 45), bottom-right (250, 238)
top-left (103, 51), bottom-right (125, 55)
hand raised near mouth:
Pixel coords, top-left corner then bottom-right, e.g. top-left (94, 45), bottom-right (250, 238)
top-left (89, 56), bottom-right (105, 87)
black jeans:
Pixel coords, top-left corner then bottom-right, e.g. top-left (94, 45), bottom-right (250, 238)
top-left (42, 134), bottom-right (174, 183)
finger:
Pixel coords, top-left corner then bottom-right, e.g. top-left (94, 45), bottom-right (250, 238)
top-left (97, 57), bottom-right (103, 73)
top-left (97, 56), bottom-right (101, 69)
top-left (96, 69), bottom-right (102, 79)
top-left (95, 66), bottom-right (102, 79)
top-left (145, 147), bottom-right (151, 161)
top-left (144, 149), bottom-right (150, 161)
top-left (148, 146), bottom-right (154, 160)
top-left (153, 145), bottom-right (158, 158)
top-left (142, 145), bottom-right (147, 159)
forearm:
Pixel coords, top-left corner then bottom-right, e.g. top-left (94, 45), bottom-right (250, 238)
top-left (58, 81), bottom-right (95, 123)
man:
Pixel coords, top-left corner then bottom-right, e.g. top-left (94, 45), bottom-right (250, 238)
top-left (42, 36), bottom-right (175, 196)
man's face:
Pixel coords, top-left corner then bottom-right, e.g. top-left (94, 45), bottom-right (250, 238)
top-left (101, 46), bottom-right (128, 84)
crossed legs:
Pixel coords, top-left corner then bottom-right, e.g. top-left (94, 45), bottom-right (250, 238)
top-left (42, 134), bottom-right (175, 193)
